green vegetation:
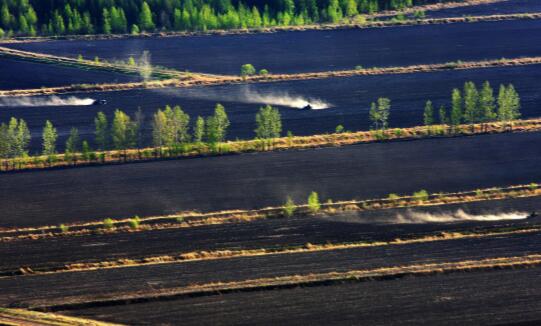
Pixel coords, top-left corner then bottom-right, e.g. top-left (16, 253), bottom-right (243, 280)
top-left (240, 64), bottom-right (256, 77)
top-left (308, 191), bottom-right (321, 214)
top-left (255, 105), bottom-right (282, 139)
top-left (103, 218), bottom-right (115, 230)
top-left (283, 197), bottom-right (296, 217)
top-left (59, 224), bottom-right (69, 233)
top-left (424, 81), bottom-right (521, 130)
top-left (128, 216), bottom-right (141, 229)
top-left (423, 100), bottom-right (434, 126)
top-left (0, 0), bottom-right (454, 37)
top-left (369, 97), bottom-right (391, 131)
top-left (413, 189), bottom-right (429, 201)
top-left (41, 120), bottom-right (57, 156)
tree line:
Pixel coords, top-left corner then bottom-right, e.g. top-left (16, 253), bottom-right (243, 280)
top-left (0, 103), bottom-right (282, 158)
top-left (0, 81), bottom-right (522, 159)
top-left (423, 81), bottom-right (521, 128)
top-left (368, 81), bottom-right (521, 131)
top-left (0, 0), bottom-right (447, 37)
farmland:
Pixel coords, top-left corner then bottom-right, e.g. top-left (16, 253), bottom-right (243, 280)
top-left (1, 63), bottom-right (541, 152)
top-left (8, 19), bottom-right (541, 75)
top-left (1, 1), bottom-right (541, 325)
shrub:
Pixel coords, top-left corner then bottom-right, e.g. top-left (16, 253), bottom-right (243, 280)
top-left (355, 65), bottom-right (363, 70)
top-left (413, 10), bottom-right (426, 19)
top-left (59, 224), bottom-right (69, 233)
top-left (388, 193), bottom-right (400, 201)
top-left (335, 125), bottom-right (345, 133)
top-left (103, 218), bottom-right (115, 230)
top-left (258, 69), bottom-right (269, 76)
top-left (529, 183), bottom-right (538, 190)
top-left (128, 216), bottom-right (140, 229)
top-left (283, 197), bottom-right (296, 217)
top-left (413, 189), bottom-right (429, 201)
top-left (240, 64), bottom-right (256, 77)
top-left (393, 129), bottom-right (403, 137)
top-left (475, 189), bottom-right (483, 197)
top-left (308, 191), bottom-right (321, 214)
top-left (176, 216), bottom-right (185, 223)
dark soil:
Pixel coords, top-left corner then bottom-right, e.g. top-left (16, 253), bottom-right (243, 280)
top-left (7, 20), bottom-right (541, 75)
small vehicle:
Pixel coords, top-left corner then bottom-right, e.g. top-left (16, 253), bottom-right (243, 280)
top-left (92, 99), bottom-right (107, 105)
top-left (301, 104), bottom-right (313, 110)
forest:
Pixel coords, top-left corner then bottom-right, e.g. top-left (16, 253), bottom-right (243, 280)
top-left (0, 0), bottom-right (446, 36)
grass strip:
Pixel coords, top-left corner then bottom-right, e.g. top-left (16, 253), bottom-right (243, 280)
top-left (6, 226), bottom-right (540, 278)
top-left (32, 254), bottom-right (541, 312)
top-left (0, 116), bottom-right (540, 173)
top-left (0, 308), bottom-right (123, 325)
top-left (1, 55), bottom-right (541, 97)
top-left (2, 182), bottom-right (540, 241)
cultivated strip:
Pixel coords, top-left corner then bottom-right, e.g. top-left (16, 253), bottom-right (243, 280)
top-left (33, 255), bottom-right (541, 312)
top-left (0, 117), bottom-right (540, 173)
top-left (1, 55), bottom-right (541, 97)
top-left (1, 182), bottom-right (540, 240)
top-left (9, 226), bottom-right (541, 278)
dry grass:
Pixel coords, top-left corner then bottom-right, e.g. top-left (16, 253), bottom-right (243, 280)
top-left (30, 254), bottom-right (541, 311)
top-left (0, 308), bottom-right (123, 325)
top-left (2, 182), bottom-right (540, 242)
top-left (9, 226), bottom-right (537, 277)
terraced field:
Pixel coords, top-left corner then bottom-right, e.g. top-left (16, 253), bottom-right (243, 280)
top-left (2, 63), bottom-right (541, 152)
top-left (2, 1), bottom-right (541, 324)
top-left (8, 20), bottom-right (541, 75)
top-left (2, 131), bottom-right (541, 228)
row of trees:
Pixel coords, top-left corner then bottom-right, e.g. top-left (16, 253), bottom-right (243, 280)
top-left (423, 81), bottom-right (521, 127)
top-left (0, 82), bottom-right (522, 159)
top-left (0, 0), bottom-right (446, 36)
top-left (0, 103), bottom-right (284, 158)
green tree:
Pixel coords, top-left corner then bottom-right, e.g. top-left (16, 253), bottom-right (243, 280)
top-left (240, 63), bottom-right (256, 77)
top-left (423, 100), bottom-right (434, 126)
top-left (255, 105), bottom-right (282, 139)
top-left (65, 127), bottom-right (80, 153)
top-left (111, 109), bottom-right (134, 150)
top-left (102, 8), bottom-right (111, 34)
top-left (42, 120), bottom-right (58, 155)
top-left (450, 88), bottom-right (462, 127)
top-left (8, 118), bottom-right (31, 157)
top-left (463, 81), bottom-right (479, 126)
top-left (439, 105), bottom-right (448, 125)
top-left (94, 111), bottom-right (109, 150)
top-left (479, 81), bottom-right (496, 124)
top-left (139, 1), bottom-right (155, 31)
top-left (152, 108), bottom-right (168, 148)
top-left (206, 104), bottom-right (230, 143)
top-left (193, 116), bottom-right (205, 143)
top-left (369, 97), bottom-right (391, 130)
top-left (307, 191), bottom-right (321, 214)
top-left (283, 196), bottom-right (296, 217)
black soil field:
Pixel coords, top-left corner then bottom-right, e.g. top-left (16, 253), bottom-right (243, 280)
top-left (64, 267), bottom-right (541, 325)
top-left (0, 58), bottom-right (137, 90)
top-left (2, 231), bottom-right (540, 309)
top-left (425, 0), bottom-right (541, 18)
top-left (2, 132), bottom-right (541, 228)
top-left (3, 64), bottom-right (541, 152)
top-left (3, 195), bottom-right (541, 273)
top-left (7, 20), bottom-right (541, 75)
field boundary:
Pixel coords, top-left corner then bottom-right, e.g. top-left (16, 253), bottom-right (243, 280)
top-left (5, 226), bottom-right (540, 278)
top-left (0, 118), bottom-right (539, 173)
top-left (31, 255), bottom-right (541, 312)
top-left (1, 55), bottom-right (541, 97)
top-left (2, 182), bottom-right (540, 241)
top-left (0, 308), bottom-right (122, 325)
